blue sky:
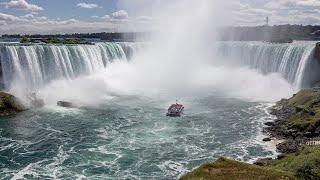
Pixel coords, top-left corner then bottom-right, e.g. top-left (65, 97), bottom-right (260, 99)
top-left (24, 0), bottom-right (119, 21)
top-left (0, 0), bottom-right (157, 34)
top-left (0, 0), bottom-right (320, 34)
top-left (0, 0), bottom-right (127, 19)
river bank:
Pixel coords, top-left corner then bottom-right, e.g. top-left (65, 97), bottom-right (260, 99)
top-left (181, 88), bottom-right (320, 180)
top-left (265, 88), bottom-right (320, 153)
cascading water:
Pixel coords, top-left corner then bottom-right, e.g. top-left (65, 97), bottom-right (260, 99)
top-left (0, 43), bottom-right (135, 91)
top-left (215, 41), bottom-right (317, 88)
top-left (0, 41), bottom-right (317, 94)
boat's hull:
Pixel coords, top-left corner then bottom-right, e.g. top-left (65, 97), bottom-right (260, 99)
top-left (166, 107), bottom-right (184, 117)
top-left (166, 113), bottom-right (181, 117)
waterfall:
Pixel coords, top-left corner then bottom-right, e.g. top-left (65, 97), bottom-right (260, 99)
top-left (0, 41), bottom-right (318, 92)
top-left (215, 41), bottom-right (317, 88)
top-left (0, 42), bottom-right (136, 90)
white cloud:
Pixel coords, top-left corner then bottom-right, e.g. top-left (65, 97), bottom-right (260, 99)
top-left (0, 11), bottom-right (152, 34)
top-left (101, 15), bottom-right (111, 21)
top-left (265, 0), bottom-right (320, 9)
top-left (296, 0), bottom-right (320, 7)
top-left (224, 0), bottom-right (320, 26)
top-left (76, 2), bottom-right (98, 9)
top-left (99, 10), bottom-right (131, 22)
top-left (136, 16), bottom-right (154, 21)
top-left (0, 12), bottom-right (21, 21)
top-left (264, 0), bottom-right (295, 9)
top-left (6, 0), bottom-right (43, 11)
top-left (228, 2), bottom-right (275, 25)
top-left (21, 13), bottom-right (34, 19)
top-left (112, 10), bottom-right (129, 19)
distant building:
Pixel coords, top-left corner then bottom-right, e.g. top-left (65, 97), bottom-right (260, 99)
top-left (265, 17), bottom-right (269, 26)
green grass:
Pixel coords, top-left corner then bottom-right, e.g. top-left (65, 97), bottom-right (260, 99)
top-left (269, 146), bottom-right (320, 180)
top-left (283, 89), bottom-right (320, 135)
top-left (288, 89), bottom-right (318, 106)
top-left (180, 157), bottom-right (295, 180)
top-left (181, 147), bottom-right (320, 180)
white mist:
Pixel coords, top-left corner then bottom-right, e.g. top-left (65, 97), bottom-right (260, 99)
top-left (8, 0), bottom-right (295, 105)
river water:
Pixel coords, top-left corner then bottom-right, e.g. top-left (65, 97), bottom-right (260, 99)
top-left (0, 94), bottom-right (276, 179)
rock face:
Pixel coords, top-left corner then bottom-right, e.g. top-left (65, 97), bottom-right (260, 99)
top-left (0, 92), bottom-right (25, 116)
top-left (276, 140), bottom-right (299, 154)
top-left (57, 101), bottom-right (73, 108)
top-left (262, 138), bottom-right (271, 142)
top-left (266, 89), bottom-right (320, 139)
top-left (276, 154), bottom-right (286, 160)
top-left (253, 158), bottom-right (273, 166)
top-left (264, 122), bottom-right (275, 127)
top-left (315, 42), bottom-right (320, 62)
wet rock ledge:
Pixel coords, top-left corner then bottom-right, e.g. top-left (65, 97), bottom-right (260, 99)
top-left (0, 91), bottom-right (25, 116)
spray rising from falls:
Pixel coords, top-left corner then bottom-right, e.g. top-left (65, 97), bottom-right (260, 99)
top-left (0, 41), bottom-right (318, 103)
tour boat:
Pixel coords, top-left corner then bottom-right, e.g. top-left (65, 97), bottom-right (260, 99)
top-left (166, 100), bottom-right (184, 117)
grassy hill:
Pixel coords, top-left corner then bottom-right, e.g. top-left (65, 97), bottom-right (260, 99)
top-left (180, 157), bottom-right (295, 180)
top-left (269, 146), bottom-right (320, 180)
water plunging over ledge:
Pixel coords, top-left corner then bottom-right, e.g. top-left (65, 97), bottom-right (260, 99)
top-left (0, 42), bottom-right (141, 90)
top-left (0, 41), bottom-right (318, 92)
top-left (214, 41), bottom-right (319, 88)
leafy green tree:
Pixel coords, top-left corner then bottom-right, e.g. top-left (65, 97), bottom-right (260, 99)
top-left (20, 35), bottom-right (30, 43)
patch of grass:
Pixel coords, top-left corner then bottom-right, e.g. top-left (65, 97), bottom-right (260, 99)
top-left (269, 146), bottom-right (320, 180)
top-left (288, 89), bottom-right (318, 106)
top-left (180, 157), bottom-right (295, 180)
top-left (283, 89), bottom-right (320, 136)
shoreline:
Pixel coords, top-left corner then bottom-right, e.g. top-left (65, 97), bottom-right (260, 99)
top-left (181, 88), bottom-right (320, 179)
top-left (263, 88), bottom-right (320, 154)
top-left (258, 103), bottom-right (281, 157)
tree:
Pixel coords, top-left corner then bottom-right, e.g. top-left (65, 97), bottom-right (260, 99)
top-left (20, 35), bottom-right (30, 43)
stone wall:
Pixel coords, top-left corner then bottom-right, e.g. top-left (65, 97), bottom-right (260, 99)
top-left (315, 42), bottom-right (320, 62)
